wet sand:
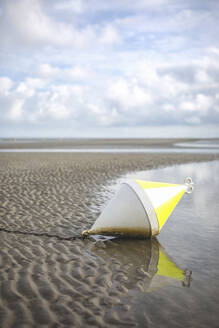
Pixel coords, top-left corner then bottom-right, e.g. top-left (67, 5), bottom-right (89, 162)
top-left (0, 147), bottom-right (219, 327)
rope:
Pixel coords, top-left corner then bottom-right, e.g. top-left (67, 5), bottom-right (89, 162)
top-left (0, 226), bottom-right (83, 241)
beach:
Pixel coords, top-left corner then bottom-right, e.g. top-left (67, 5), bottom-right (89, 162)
top-left (0, 139), bottom-right (219, 327)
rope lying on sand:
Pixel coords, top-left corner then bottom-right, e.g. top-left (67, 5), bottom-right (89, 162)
top-left (0, 226), bottom-right (83, 241)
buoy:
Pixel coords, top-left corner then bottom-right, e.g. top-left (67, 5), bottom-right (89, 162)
top-left (82, 177), bottom-right (194, 239)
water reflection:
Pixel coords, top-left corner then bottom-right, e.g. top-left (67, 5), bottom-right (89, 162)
top-left (91, 238), bottom-right (192, 293)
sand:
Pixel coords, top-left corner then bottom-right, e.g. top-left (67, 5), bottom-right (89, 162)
top-left (0, 147), bottom-right (219, 327)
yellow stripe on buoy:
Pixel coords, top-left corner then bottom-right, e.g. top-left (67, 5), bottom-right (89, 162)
top-left (135, 180), bottom-right (180, 189)
top-left (135, 179), bottom-right (187, 231)
top-left (155, 189), bottom-right (185, 230)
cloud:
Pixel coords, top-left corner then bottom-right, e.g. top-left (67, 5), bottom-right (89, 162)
top-left (1, 50), bottom-right (219, 129)
top-left (99, 25), bottom-right (120, 44)
top-left (16, 78), bottom-right (47, 98)
top-left (1, 0), bottom-right (91, 48)
top-left (107, 78), bottom-right (153, 109)
top-left (38, 64), bottom-right (91, 81)
top-left (8, 99), bottom-right (24, 121)
top-left (0, 77), bottom-right (14, 95)
top-left (0, 0), bottom-right (121, 50)
top-left (181, 94), bottom-right (213, 113)
top-left (0, 0), bottom-right (219, 137)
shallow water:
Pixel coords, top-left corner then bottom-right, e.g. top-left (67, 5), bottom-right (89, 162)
top-left (1, 139), bottom-right (219, 154)
top-left (176, 139), bottom-right (219, 149)
top-left (0, 146), bottom-right (219, 154)
top-left (91, 160), bottom-right (219, 327)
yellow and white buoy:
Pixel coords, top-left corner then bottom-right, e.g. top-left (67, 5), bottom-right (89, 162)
top-left (82, 177), bottom-right (194, 238)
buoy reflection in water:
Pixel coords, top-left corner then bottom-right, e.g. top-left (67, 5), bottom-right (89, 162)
top-left (90, 237), bottom-right (192, 293)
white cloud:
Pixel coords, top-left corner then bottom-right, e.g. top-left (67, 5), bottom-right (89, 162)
top-left (181, 94), bottom-right (213, 114)
top-left (16, 78), bottom-right (47, 98)
top-left (25, 78), bottom-right (46, 89)
top-left (108, 79), bottom-right (152, 109)
top-left (208, 47), bottom-right (219, 56)
top-left (136, 63), bottom-right (160, 86)
top-left (195, 70), bottom-right (212, 83)
top-left (16, 82), bottom-right (35, 97)
top-left (0, 77), bottom-right (14, 95)
top-left (99, 25), bottom-right (120, 45)
top-left (8, 99), bottom-right (24, 120)
top-left (163, 104), bottom-right (175, 112)
top-left (1, 0), bottom-right (121, 50)
top-left (38, 64), bottom-right (60, 78)
top-left (196, 94), bottom-right (213, 113)
top-left (36, 85), bottom-right (83, 120)
top-left (180, 101), bottom-right (194, 111)
top-left (4, 0), bottom-right (74, 46)
top-left (39, 64), bottom-right (90, 81)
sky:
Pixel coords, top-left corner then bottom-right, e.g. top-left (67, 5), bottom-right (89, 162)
top-left (0, 0), bottom-right (219, 138)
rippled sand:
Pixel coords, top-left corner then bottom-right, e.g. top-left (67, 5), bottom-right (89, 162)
top-left (0, 151), bottom-right (218, 327)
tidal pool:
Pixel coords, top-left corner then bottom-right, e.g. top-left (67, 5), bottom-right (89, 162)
top-left (91, 160), bottom-right (219, 327)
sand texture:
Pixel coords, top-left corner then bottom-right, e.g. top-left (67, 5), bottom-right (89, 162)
top-left (0, 150), bottom-right (218, 327)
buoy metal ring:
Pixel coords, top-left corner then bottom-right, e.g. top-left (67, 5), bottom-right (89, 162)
top-left (184, 177), bottom-right (194, 194)
top-left (184, 177), bottom-right (193, 186)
